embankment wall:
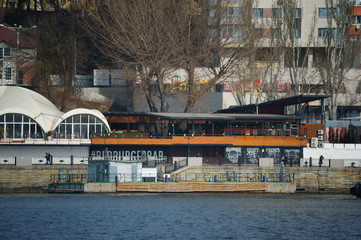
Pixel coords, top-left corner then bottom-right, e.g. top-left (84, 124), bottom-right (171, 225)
top-left (0, 165), bottom-right (87, 193)
top-left (175, 166), bottom-right (361, 193)
top-left (0, 165), bottom-right (360, 193)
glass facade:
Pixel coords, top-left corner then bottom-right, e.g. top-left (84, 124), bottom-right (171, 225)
top-left (53, 114), bottom-right (108, 139)
top-left (0, 113), bottom-right (43, 138)
top-left (0, 113), bottom-right (108, 139)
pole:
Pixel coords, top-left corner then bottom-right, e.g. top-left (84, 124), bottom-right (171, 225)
top-left (16, 26), bottom-right (20, 85)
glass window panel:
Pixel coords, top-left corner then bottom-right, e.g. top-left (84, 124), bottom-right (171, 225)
top-left (253, 8), bottom-right (263, 18)
top-left (81, 125), bottom-right (87, 138)
top-left (74, 124), bottom-right (80, 138)
top-left (23, 124), bottom-right (29, 138)
top-left (73, 115), bottom-right (80, 123)
top-left (30, 124), bottom-right (36, 138)
top-left (6, 114), bottom-right (13, 122)
top-left (96, 124), bottom-right (102, 134)
top-left (14, 114), bottom-right (22, 122)
top-left (66, 124), bottom-right (72, 138)
top-left (4, 47), bottom-right (10, 56)
top-left (0, 123), bottom-right (4, 137)
top-left (5, 67), bottom-right (11, 80)
top-left (59, 124), bottom-right (65, 138)
top-left (294, 8), bottom-right (301, 18)
top-left (15, 124), bottom-right (21, 138)
top-left (81, 115), bottom-right (88, 123)
top-left (272, 8), bottom-right (282, 18)
top-left (89, 125), bottom-right (95, 136)
top-left (89, 116), bottom-right (95, 123)
top-left (0, 115), bottom-right (4, 122)
top-left (23, 115), bottom-right (29, 122)
top-left (7, 124), bottom-right (14, 138)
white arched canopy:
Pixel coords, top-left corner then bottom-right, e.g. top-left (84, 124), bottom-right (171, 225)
top-left (53, 109), bottom-right (110, 138)
top-left (0, 86), bottom-right (110, 139)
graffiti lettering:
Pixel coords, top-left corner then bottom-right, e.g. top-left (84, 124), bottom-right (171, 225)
top-left (90, 150), bottom-right (164, 161)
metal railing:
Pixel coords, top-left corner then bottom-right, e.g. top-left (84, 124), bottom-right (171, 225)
top-left (50, 174), bottom-right (91, 183)
top-left (172, 172), bottom-right (295, 183)
top-left (0, 137), bottom-right (91, 145)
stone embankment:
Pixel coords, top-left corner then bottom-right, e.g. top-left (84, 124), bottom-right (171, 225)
top-left (0, 165), bottom-right (360, 194)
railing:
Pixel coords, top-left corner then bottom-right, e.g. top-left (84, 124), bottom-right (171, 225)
top-left (172, 172), bottom-right (295, 183)
top-left (93, 128), bottom-right (307, 138)
top-left (86, 173), bottom-right (158, 183)
top-left (32, 156), bottom-right (88, 165)
top-left (50, 174), bottom-right (91, 183)
top-left (0, 138), bottom-right (91, 145)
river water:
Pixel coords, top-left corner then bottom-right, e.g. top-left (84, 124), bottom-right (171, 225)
top-left (0, 193), bottom-right (360, 240)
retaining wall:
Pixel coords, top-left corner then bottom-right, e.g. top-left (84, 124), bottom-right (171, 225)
top-left (0, 165), bottom-right (88, 193)
top-left (175, 166), bottom-right (361, 193)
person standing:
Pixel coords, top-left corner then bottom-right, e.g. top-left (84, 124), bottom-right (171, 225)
top-left (45, 152), bottom-right (50, 164)
top-left (319, 155), bottom-right (324, 167)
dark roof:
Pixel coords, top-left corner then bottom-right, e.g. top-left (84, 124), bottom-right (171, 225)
top-left (216, 94), bottom-right (331, 115)
top-left (0, 23), bottom-right (36, 48)
top-left (144, 112), bottom-right (306, 121)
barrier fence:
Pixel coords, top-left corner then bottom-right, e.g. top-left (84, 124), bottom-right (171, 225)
top-left (172, 172), bottom-right (295, 183)
top-left (49, 172), bottom-right (294, 183)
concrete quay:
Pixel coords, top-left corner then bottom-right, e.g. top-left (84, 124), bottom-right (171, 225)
top-left (0, 165), bottom-right (360, 194)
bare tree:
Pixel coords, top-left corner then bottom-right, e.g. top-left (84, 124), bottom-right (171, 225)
top-left (179, 0), bottom-right (258, 112)
top-left (31, 12), bottom-right (79, 110)
top-left (314, 0), bottom-right (361, 119)
top-left (82, 0), bottom-right (187, 113)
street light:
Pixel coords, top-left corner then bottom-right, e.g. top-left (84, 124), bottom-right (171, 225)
top-left (14, 24), bottom-right (37, 85)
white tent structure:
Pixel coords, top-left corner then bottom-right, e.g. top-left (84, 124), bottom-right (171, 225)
top-left (0, 86), bottom-right (110, 139)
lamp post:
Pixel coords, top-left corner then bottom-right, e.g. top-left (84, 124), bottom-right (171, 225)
top-left (14, 24), bottom-right (37, 85)
top-left (15, 25), bottom-right (21, 85)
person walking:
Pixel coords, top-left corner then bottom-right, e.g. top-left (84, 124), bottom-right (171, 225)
top-left (319, 155), bottom-right (324, 167)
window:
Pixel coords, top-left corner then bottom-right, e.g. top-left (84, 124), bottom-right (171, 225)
top-left (225, 7), bottom-right (241, 19)
top-left (273, 28), bottom-right (281, 39)
top-left (0, 48), bottom-right (10, 59)
top-left (294, 8), bottom-right (301, 19)
top-left (293, 18), bottom-right (302, 38)
top-left (348, 0), bottom-right (361, 6)
top-left (4, 48), bottom-right (10, 56)
top-left (0, 113), bottom-right (40, 138)
top-left (54, 114), bottom-right (109, 139)
top-left (272, 8), bottom-right (282, 18)
top-left (318, 28), bottom-right (339, 38)
top-left (318, 28), bottom-right (328, 38)
top-left (222, 25), bottom-right (241, 37)
top-left (355, 16), bottom-right (361, 24)
top-left (293, 28), bottom-right (301, 38)
top-left (318, 8), bottom-right (336, 18)
top-left (253, 8), bottom-right (263, 18)
top-left (5, 67), bottom-right (11, 80)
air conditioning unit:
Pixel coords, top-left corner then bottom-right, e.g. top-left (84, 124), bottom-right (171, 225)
top-left (317, 130), bottom-right (324, 135)
top-left (311, 137), bottom-right (318, 148)
top-left (318, 136), bottom-right (323, 141)
top-left (318, 142), bottom-right (325, 148)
